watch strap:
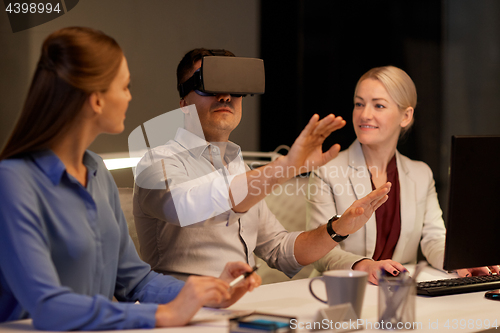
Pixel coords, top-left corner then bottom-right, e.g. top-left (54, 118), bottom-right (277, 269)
top-left (326, 215), bottom-right (349, 242)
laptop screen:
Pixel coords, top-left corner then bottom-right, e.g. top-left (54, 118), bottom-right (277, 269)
top-left (443, 135), bottom-right (500, 270)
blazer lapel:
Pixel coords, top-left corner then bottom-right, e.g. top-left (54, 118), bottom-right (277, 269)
top-left (392, 151), bottom-right (416, 262)
top-left (348, 140), bottom-right (377, 257)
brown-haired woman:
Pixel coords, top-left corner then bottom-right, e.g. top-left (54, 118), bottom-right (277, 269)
top-left (0, 27), bottom-right (259, 330)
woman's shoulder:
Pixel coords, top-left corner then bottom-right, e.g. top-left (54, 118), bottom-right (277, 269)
top-left (0, 156), bottom-right (40, 203)
top-left (0, 155), bottom-right (36, 178)
top-left (0, 154), bottom-right (30, 166)
top-left (397, 153), bottom-right (434, 179)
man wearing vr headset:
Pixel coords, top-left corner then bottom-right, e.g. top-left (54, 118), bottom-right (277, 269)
top-left (133, 48), bottom-right (391, 280)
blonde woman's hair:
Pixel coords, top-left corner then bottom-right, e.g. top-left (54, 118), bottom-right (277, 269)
top-left (354, 66), bottom-right (417, 136)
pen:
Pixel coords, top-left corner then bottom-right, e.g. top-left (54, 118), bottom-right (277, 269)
top-left (229, 265), bottom-right (259, 289)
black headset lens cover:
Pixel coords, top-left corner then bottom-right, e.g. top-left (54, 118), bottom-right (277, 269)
top-left (178, 56), bottom-right (265, 98)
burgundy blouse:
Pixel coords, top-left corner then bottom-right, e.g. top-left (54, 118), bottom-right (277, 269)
top-left (371, 155), bottom-right (401, 261)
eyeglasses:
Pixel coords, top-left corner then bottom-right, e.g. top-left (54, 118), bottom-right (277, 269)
top-left (194, 90), bottom-right (245, 98)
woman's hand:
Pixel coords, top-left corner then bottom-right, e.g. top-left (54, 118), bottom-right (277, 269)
top-left (154, 261), bottom-right (261, 327)
top-left (155, 275), bottom-right (231, 327)
top-left (353, 259), bottom-right (407, 285)
top-left (212, 261), bottom-right (262, 308)
top-left (457, 265), bottom-right (500, 277)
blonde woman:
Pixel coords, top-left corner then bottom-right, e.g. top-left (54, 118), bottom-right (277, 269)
top-left (307, 66), bottom-right (499, 284)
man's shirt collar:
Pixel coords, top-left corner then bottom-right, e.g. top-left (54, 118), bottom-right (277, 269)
top-left (174, 128), bottom-right (208, 159)
top-left (174, 127), bottom-right (241, 162)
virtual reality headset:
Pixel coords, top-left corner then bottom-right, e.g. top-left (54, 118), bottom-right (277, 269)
top-left (177, 56), bottom-right (265, 98)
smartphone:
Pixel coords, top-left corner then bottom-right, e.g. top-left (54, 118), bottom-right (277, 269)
top-left (484, 289), bottom-right (500, 301)
top-left (231, 313), bottom-right (294, 332)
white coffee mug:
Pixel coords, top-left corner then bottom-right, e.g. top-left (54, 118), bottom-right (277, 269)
top-left (309, 270), bottom-right (368, 318)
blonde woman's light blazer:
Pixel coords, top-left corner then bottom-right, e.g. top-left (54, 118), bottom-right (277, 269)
top-left (306, 140), bottom-right (446, 273)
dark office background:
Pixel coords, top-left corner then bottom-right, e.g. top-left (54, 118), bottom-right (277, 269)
top-left (259, 0), bottom-right (500, 214)
top-left (1, 0), bottom-right (500, 212)
top-left (261, 1), bottom-right (441, 162)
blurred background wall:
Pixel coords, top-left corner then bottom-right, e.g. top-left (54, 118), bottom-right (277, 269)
top-left (1, 0), bottom-right (499, 214)
top-left (0, 0), bottom-right (261, 186)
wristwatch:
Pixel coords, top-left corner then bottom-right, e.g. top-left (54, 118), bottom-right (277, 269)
top-left (326, 215), bottom-right (349, 242)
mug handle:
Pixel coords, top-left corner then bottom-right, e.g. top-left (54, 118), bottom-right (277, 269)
top-left (309, 276), bottom-right (328, 304)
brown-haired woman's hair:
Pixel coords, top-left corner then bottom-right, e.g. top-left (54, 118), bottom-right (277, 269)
top-left (354, 66), bottom-right (417, 137)
top-left (0, 27), bottom-right (123, 161)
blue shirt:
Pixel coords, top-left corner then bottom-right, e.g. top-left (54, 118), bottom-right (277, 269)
top-left (0, 150), bottom-right (184, 330)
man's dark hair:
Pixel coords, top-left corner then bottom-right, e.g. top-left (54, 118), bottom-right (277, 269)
top-left (176, 48), bottom-right (235, 86)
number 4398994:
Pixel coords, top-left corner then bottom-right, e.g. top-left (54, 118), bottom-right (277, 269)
top-left (6, 2), bottom-right (61, 14)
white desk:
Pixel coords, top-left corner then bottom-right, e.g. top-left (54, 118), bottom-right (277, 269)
top-left (1, 266), bottom-right (499, 332)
